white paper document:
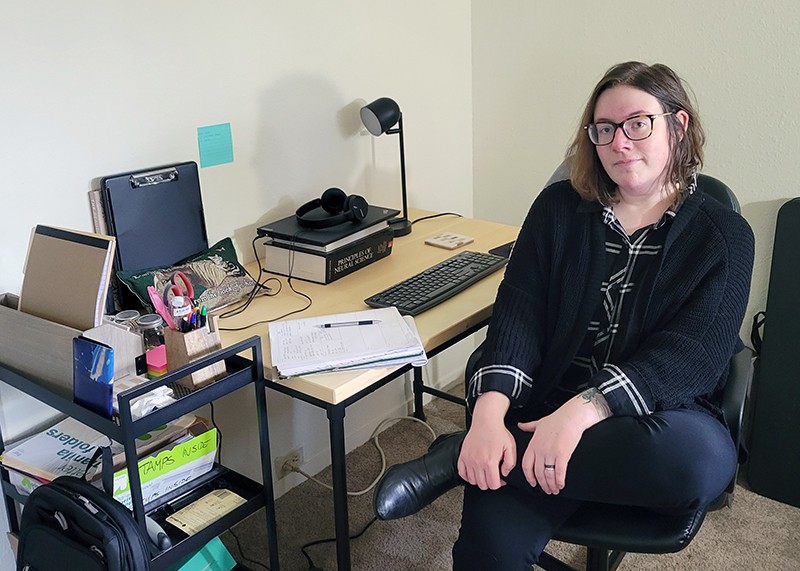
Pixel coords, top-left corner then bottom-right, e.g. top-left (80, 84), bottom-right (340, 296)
top-left (268, 307), bottom-right (428, 377)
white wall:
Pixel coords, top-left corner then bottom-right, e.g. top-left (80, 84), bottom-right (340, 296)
top-left (5, 1), bottom-right (795, 566)
top-left (0, 2), bottom-right (472, 566)
top-left (472, 0), bottom-right (800, 343)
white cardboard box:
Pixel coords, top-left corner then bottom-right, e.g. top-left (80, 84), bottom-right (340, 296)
top-left (112, 426), bottom-right (217, 509)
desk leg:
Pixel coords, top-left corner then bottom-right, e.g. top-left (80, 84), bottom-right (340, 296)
top-left (255, 379), bottom-right (281, 571)
top-left (328, 404), bottom-right (351, 571)
top-left (412, 366), bottom-right (427, 421)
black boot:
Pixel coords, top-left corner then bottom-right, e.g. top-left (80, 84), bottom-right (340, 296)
top-left (373, 431), bottom-right (465, 520)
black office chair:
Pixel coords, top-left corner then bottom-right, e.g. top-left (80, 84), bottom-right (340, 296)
top-left (463, 174), bottom-right (754, 571)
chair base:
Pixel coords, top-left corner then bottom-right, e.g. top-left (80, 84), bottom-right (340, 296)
top-left (537, 548), bottom-right (625, 571)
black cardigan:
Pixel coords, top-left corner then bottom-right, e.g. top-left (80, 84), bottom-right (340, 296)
top-left (467, 180), bottom-right (754, 420)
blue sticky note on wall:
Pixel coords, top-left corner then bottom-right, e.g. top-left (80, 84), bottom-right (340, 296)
top-left (197, 123), bottom-right (234, 168)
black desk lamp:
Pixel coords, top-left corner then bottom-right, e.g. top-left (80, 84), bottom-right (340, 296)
top-left (360, 97), bottom-right (412, 237)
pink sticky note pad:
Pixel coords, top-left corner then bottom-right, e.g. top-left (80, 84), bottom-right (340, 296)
top-left (145, 344), bottom-right (167, 370)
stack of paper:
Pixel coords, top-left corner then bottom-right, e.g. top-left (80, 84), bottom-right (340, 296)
top-left (268, 307), bottom-right (428, 377)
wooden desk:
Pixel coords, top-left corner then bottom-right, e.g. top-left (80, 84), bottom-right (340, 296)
top-left (220, 209), bottom-right (518, 570)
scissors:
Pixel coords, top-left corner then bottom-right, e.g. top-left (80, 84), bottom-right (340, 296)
top-left (161, 270), bottom-right (195, 308)
top-left (148, 286), bottom-right (175, 330)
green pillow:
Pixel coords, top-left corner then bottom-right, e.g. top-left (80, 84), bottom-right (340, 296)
top-left (117, 237), bottom-right (256, 313)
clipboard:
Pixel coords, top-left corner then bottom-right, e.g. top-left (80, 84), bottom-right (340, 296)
top-left (101, 161), bottom-right (208, 274)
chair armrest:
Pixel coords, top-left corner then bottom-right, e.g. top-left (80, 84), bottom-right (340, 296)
top-left (465, 342), bottom-right (485, 386)
top-left (722, 346), bottom-right (755, 451)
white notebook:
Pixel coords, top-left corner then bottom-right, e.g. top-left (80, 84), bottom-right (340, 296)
top-left (268, 307), bottom-right (427, 377)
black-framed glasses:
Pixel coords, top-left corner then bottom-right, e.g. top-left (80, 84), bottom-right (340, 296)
top-left (584, 112), bottom-right (673, 146)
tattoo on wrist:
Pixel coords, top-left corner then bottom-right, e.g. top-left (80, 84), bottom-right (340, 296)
top-left (580, 388), bottom-right (612, 419)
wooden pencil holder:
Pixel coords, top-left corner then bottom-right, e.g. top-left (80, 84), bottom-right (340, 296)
top-left (164, 315), bottom-right (226, 389)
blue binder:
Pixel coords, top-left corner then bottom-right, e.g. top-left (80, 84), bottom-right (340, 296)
top-left (73, 335), bottom-right (114, 418)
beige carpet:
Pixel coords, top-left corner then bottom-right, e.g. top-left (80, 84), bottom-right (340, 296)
top-left (223, 390), bottom-right (800, 571)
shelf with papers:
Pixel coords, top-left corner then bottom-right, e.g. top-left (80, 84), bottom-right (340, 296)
top-left (0, 336), bottom-right (281, 571)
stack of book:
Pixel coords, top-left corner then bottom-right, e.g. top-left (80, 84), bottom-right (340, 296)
top-left (258, 206), bottom-right (400, 284)
top-left (0, 415), bottom-right (201, 487)
top-left (0, 415), bottom-right (214, 506)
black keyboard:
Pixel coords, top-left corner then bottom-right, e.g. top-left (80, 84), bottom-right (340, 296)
top-left (364, 250), bottom-right (508, 316)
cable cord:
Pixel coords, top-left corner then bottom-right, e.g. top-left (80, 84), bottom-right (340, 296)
top-left (301, 516), bottom-right (378, 571)
top-left (227, 525), bottom-right (270, 570)
top-left (207, 401), bottom-right (223, 462)
top-left (287, 415), bottom-right (436, 497)
top-left (295, 417), bottom-right (437, 569)
top-left (218, 235), bottom-right (282, 323)
top-left (219, 233), bottom-right (315, 331)
top-left (410, 212), bottom-right (463, 225)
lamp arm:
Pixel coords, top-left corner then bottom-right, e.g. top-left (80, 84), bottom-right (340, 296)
top-left (396, 115), bottom-right (408, 221)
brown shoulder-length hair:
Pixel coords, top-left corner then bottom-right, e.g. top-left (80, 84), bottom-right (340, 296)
top-left (567, 62), bottom-right (705, 206)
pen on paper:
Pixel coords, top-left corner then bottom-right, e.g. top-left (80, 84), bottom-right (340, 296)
top-left (320, 320), bottom-right (381, 329)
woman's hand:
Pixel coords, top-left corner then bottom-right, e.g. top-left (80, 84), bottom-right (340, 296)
top-left (519, 388), bottom-right (612, 494)
top-left (458, 392), bottom-right (515, 491)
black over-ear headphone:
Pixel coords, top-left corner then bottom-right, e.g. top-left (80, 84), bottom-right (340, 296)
top-left (295, 187), bottom-right (369, 229)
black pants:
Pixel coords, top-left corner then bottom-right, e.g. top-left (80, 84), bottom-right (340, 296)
top-left (451, 409), bottom-right (737, 570)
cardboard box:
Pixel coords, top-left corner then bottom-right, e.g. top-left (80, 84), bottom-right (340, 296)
top-left (112, 425), bottom-right (217, 509)
top-left (0, 293), bottom-right (79, 399)
top-left (8, 425), bottom-right (217, 510)
top-left (1, 292), bottom-right (146, 401)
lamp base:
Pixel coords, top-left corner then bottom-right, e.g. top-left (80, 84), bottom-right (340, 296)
top-left (389, 217), bottom-right (412, 237)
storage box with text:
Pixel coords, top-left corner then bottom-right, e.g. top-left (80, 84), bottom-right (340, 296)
top-left (112, 425), bottom-right (217, 509)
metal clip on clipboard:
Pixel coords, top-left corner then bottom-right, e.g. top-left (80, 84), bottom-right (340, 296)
top-left (129, 167), bottom-right (179, 188)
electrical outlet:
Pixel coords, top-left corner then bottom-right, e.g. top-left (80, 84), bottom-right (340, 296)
top-left (275, 447), bottom-right (304, 480)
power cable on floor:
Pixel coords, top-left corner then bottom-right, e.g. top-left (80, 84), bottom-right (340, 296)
top-left (300, 516), bottom-right (378, 571)
top-left (227, 526), bottom-right (270, 570)
top-left (288, 416), bottom-right (437, 570)
top-left (286, 415), bottom-right (436, 496)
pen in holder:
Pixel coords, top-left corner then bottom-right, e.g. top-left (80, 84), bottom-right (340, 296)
top-left (164, 315), bottom-right (225, 389)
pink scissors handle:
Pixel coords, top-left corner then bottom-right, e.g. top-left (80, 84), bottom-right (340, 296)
top-left (148, 286), bottom-right (175, 329)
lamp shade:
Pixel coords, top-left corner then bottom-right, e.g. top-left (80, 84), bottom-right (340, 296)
top-left (360, 97), bottom-right (401, 136)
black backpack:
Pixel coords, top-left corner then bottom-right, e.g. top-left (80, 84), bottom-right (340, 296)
top-left (16, 476), bottom-right (151, 571)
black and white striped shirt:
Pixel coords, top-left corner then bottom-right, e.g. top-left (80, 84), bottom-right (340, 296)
top-left (554, 206), bottom-right (674, 413)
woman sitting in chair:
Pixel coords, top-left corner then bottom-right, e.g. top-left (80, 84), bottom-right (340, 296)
top-left (373, 61), bottom-right (755, 570)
